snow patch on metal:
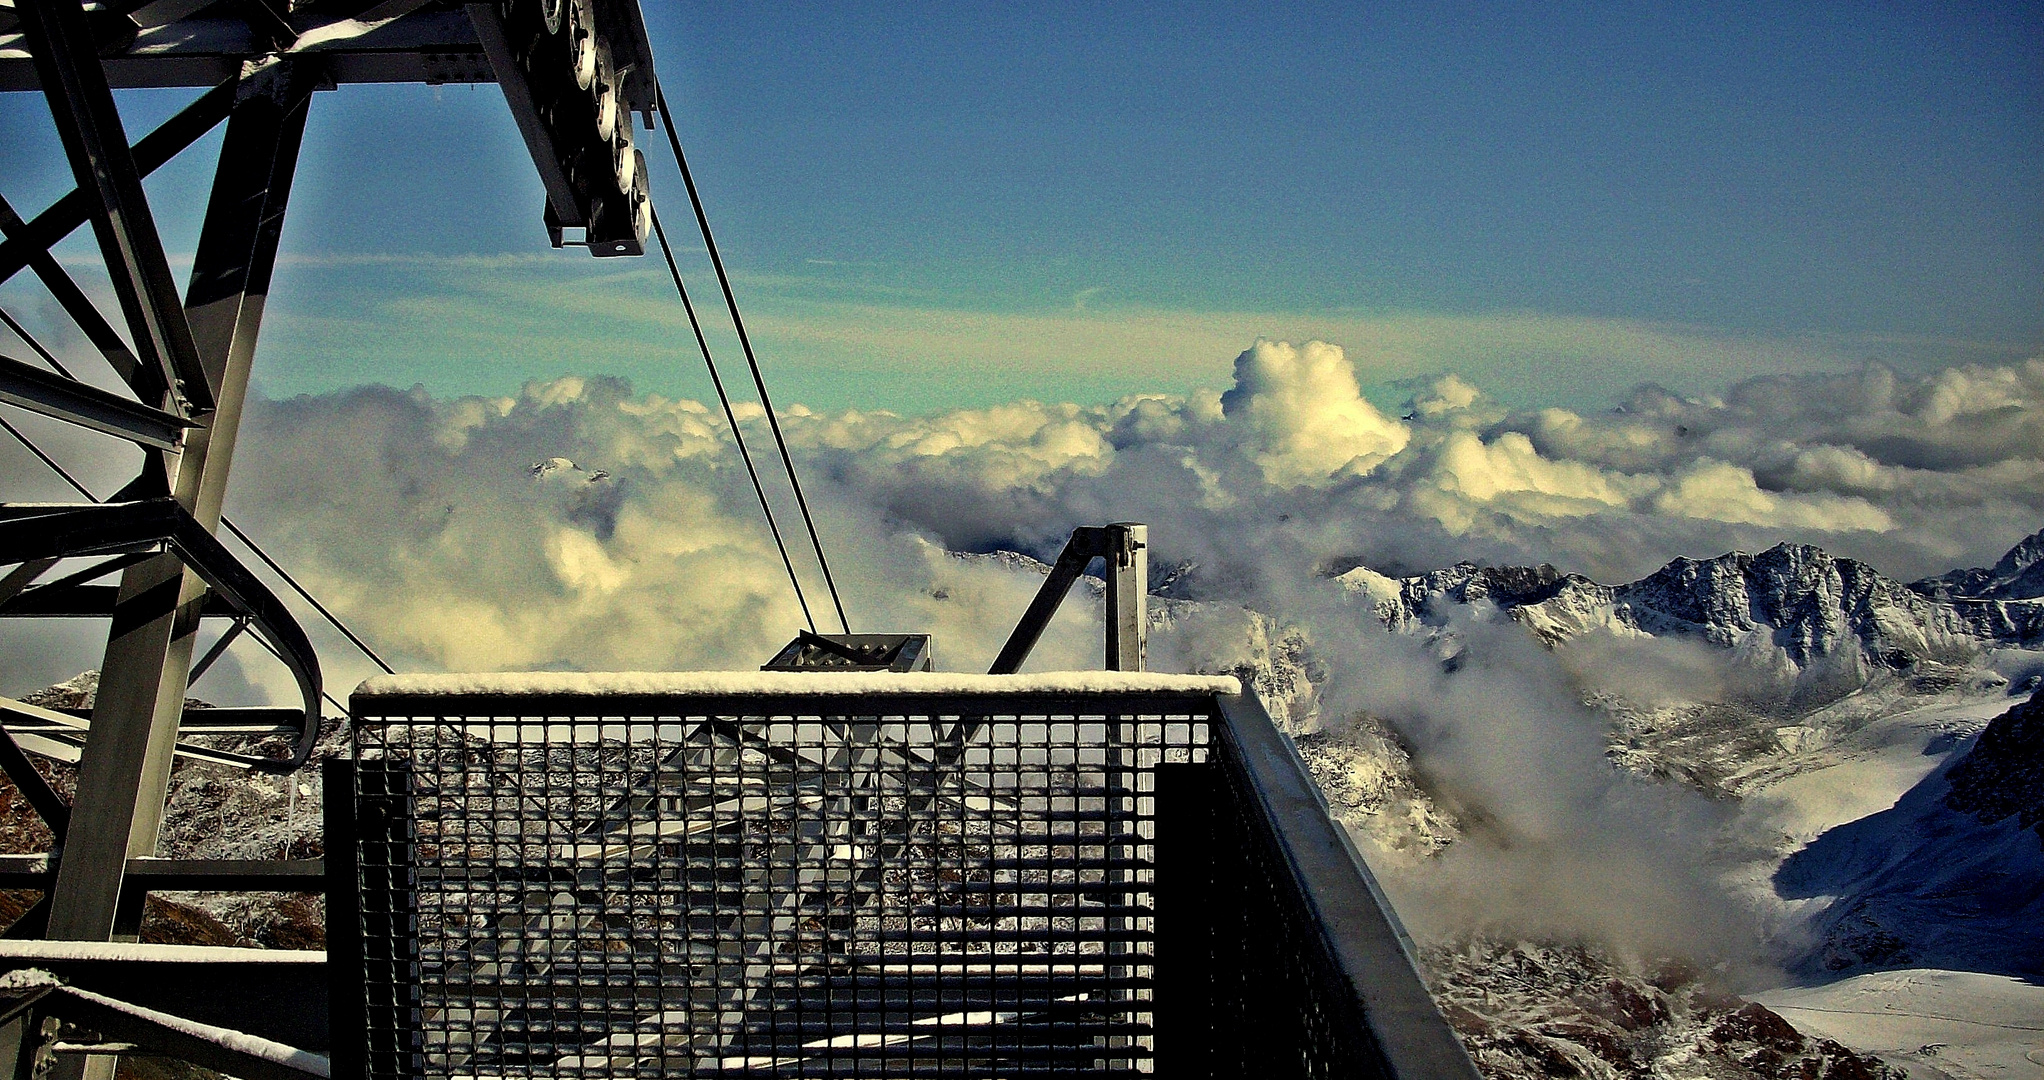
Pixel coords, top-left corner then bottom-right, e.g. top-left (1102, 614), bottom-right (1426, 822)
top-left (60, 984), bottom-right (331, 1078)
top-left (0, 941), bottom-right (324, 964)
top-left (353, 669), bottom-right (1241, 700)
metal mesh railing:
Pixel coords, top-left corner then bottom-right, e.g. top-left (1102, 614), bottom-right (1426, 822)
top-left (346, 693), bottom-right (1211, 1079)
top-left (1155, 727), bottom-right (1385, 1078)
top-left (339, 678), bottom-right (1481, 1080)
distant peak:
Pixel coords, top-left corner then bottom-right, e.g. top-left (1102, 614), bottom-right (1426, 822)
top-left (530, 457), bottom-right (610, 484)
top-left (1910, 522), bottom-right (2044, 601)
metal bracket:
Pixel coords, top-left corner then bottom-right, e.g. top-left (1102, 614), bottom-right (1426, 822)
top-left (0, 354), bottom-right (196, 451)
top-left (988, 522), bottom-right (1148, 674)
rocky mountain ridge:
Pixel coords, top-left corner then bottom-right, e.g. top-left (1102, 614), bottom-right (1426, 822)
top-left (1424, 940), bottom-right (1903, 1080)
top-left (1910, 525), bottom-right (2044, 602)
top-left (1279, 532), bottom-right (2044, 1076)
top-left (1942, 690), bottom-right (2044, 845)
top-left (7, 529), bottom-right (2035, 1080)
top-left (1339, 536), bottom-right (2044, 689)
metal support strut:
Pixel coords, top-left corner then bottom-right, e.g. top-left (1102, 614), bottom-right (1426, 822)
top-left (988, 522), bottom-right (1147, 675)
top-left (30, 52), bottom-right (316, 946)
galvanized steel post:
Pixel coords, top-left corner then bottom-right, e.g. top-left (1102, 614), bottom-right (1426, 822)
top-left (1105, 522), bottom-right (1146, 671)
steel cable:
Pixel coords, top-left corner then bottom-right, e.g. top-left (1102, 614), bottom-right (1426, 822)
top-left (217, 516), bottom-right (394, 674)
top-left (648, 204), bottom-right (817, 634)
top-left (653, 83), bottom-right (852, 635)
top-left (1, 305), bottom-right (393, 684)
top-left (0, 306), bottom-right (77, 378)
top-left (0, 411), bottom-right (354, 717)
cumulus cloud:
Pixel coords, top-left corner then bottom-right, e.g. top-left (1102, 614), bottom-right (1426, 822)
top-left (1402, 373), bottom-right (1494, 425)
top-left (1651, 460), bottom-right (1894, 532)
top-left (1422, 430), bottom-right (1645, 512)
top-left (1219, 339), bottom-right (1410, 485)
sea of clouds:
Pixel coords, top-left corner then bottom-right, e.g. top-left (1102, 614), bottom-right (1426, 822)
top-left (207, 340), bottom-right (2044, 679)
top-left (7, 339), bottom-right (2041, 963)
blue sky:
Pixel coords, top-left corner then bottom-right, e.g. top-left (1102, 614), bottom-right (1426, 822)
top-left (1, 1), bottom-right (2038, 415)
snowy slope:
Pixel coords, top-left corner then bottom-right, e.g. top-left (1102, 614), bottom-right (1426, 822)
top-left (1308, 530), bottom-right (2044, 1077)
top-left (5, 525), bottom-right (2038, 1080)
top-left (1752, 971), bottom-right (2044, 1080)
top-left (1767, 695), bottom-right (2044, 979)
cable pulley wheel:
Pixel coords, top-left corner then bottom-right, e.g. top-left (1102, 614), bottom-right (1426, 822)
top-left (613, 122), bottom-right (637, 190)
top-left (627, 150), bottom-right (650, 241)
top-left (567, 0), bottom-right (599, 90)
top-left (593, 38), bottom-right (621, 142)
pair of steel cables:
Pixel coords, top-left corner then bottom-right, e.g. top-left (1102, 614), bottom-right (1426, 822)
top-left (0, 76), bottom-right (849, 704)
top-left (645, 82), bottom-right (849, 637)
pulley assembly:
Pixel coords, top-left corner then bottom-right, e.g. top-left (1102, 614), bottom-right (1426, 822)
top-left (470, 0), bottom-right (657, 256)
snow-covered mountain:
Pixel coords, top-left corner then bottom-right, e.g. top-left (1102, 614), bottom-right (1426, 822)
top-left (1266, 529), bottom-right (2044, 1078)
top-left (1424, 939), bottom-right (1907, 1080)
top-left (1943, 686), bottom-right (2044, 842)
top-left (1910, 525), bottom-right (2044, 602)
top-left (1773, 692), bottom-right (2044, 979)
top-left (6, 526), bottom-right (2038, 1080)
top-left (1338, 541), bottom-right (2044, 689)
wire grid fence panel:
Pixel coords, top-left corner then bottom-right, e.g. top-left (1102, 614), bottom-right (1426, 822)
top-left (351, 695), bottom-right (1213, 1080)
top-left (1205, 753), bottom-right (1386, 1080)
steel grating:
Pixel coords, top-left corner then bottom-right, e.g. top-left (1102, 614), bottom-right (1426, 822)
top-left (348, 696), bottom-right (1213, 1079)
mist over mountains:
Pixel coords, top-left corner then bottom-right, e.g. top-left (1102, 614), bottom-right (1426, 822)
top-left (1317, 526), bottom-right (2043, 969)
top-left (1237, 520), bottom-right (2043, 1077)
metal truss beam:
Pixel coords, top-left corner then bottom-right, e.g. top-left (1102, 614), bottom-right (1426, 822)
top-left (0, 584), bottom-right (237, 618)
top-left (0, 723), bottom-right (71, 835)
top-left (988, 522), bottom-right (1148, 675)
top-left (0, 77), bottom-right (237, 288)
top-left (0, 558), bottom-right (57, 606)
top-left (0, 939), bottom-right (329, 1053)
top-left (287, 0), bottom-right (439, 53)
top-left (0, 501), bottom-right (323, 768)
top-left (0, 700), bottom-right (314, 771)
top-left (0, 10), bottom-right (494, 90)
top-left (0, 352), bottom-right (194, 450)
top-left (227, 0), bottom-right (299, 52)
top-left (466, 2), bottom-right (580, 222)
top-left (0, 854), bottom-right (326, 892)
top-left (182, 62), bottom-right (312, 403)
top-left (5, 705), bottom-right (302, 737)
top-left (0, 195), bottom-right (157, 400)
top-left (15, 0), bottom-right (211, 415)
top-left (39, 60), bottom-right (316, 943)
top-left (2, 983), bottom-right (326, 1080)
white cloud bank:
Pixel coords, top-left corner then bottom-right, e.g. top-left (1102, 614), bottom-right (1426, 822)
top-left (203, 345), bottom-right (2044, 684)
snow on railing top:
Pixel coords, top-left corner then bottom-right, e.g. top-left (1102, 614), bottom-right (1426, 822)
top-left (353, 670), bottom-right (1242, 701)
top-left (0, 940), bottom-right (324, 964)
top-left (61, 983), bottom-right (332, 1078)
